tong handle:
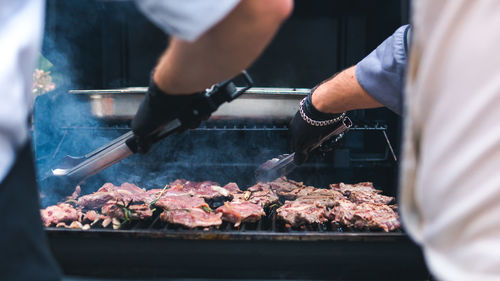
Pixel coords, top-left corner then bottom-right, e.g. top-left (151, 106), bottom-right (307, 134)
top-left (126, 71), bottom-right (254, 153)
top-left (311, 117), bottom-right (353, 151)
top-left (255, 116), bottom-right (353, 182)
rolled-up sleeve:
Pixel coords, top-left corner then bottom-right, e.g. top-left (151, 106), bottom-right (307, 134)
top-left (135, 0), bottom-right (241, 42)
top-left (355, 25), bottom-right (411, 115)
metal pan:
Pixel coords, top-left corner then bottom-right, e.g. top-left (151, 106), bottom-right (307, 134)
top-left (69, 87), bottom-right (310, 121)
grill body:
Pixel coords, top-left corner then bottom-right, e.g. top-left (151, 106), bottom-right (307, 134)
top-left (47, 229), bottom-right (427, 280)
top-left (36, 0), bottom-right (424, 279)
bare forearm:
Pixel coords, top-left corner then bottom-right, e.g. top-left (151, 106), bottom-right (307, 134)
top-left (311, 65), bottom-right (383, 114)
top-left (154, 0), bottom-right (293, 95)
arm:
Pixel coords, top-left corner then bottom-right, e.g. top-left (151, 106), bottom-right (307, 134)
top-left (152, 0), bottom-right (293, 94)
top-left (290, 25), bottom-right (410, 164)
top-left (311, 24), bottom-right (411, 115)
top-left (131, 0), bottom-right (292, 152)
top-left (311, 65), bottom-right (382, 114)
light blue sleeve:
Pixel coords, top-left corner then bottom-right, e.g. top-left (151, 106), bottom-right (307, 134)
top-left (134, 0), bottom-right (240, 42)
top-left (355, 25), bottom-right (411, 115)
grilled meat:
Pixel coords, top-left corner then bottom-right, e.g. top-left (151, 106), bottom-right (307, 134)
top-left (331, 182), bottom-right (394, 205)
top-left (154, 195), bottom-right (222, 228)
top-left (216, 201), bottom-right (265, 227)
top-left (40, 203), bottom-right (81, 227)
top-left (42, 179), bottom-right (400, 232)
top-left (55, 221), bottom-right (91, 230)
top-left (160, 208), bottom-right (222, 229)
top-left (97, 182), bottom-right (145, 193)
top-left (154, 195), bottom-right (206, 210)
top-left (232, 184), bottom-right (279, 208)
top-left (77, 192), bottom-right (119, 209)
top-left (280, 187), bottom-right (344, 201)
top-left (330, 199), bottom-right (357, 226)
top-left (82, 210), bottom-right (101, 223)
top-left (276, 199), bottom-right (330, 227)
top-left (101, 202), bottom-right (153, 220)
top-left (350, 203), bottom-right (400, 232)
top-left (233, 190), bottom-right (279, 208)
top-left (277, 186), bottom-right (316, 200)
top-left (267, 177), bottom-right (306, 196)
top-left (77, 182), bottom-right (147, 209)
top-left (168, 179), bottom-right (232, 200)
top-left (222, 182), bottom-right (241, 194)
top-left (330, 199), bottom-right (400, 232)
top-left (142, 188), bottom-right (190, 205)
top-left (345, 190), bottom-right (394, 205)
top-left (330, 182), bottom-right (381, 194)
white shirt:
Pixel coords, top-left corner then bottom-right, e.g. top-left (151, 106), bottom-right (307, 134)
top-left (400, 0), bottom-right (500, 280)
top-left (134, 0), bottom-right (240, 42)
top-left (0, 0), bottom-right (240, 183)
top-left (0, 0), bottom-right (44, 183)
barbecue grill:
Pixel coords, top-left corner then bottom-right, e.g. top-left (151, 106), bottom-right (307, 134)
top-left (36, 0), bottom-right (427, 279)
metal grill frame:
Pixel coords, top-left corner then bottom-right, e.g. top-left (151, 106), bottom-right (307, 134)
top-left (46, 228), bottom-right (428, 280)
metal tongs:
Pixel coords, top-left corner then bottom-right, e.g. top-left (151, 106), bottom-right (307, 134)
top-left (255, 116), bottom-right (352, 182)
top-left (39, 72), bottom-right (253, 191)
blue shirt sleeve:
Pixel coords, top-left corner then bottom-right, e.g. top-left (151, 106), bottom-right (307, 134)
top-left (355, 25), bottom-right (411, 115)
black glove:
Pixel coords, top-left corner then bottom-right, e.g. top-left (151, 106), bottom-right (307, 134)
top-left (289, 92), bottom-right (345, 165)
top-left (131, 76), bottom-right (202, 153)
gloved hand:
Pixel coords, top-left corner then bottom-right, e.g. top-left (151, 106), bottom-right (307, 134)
top-left (131, 75), bottom-right (202, 153)
top-left (289, 92), bottom-right (345, 165)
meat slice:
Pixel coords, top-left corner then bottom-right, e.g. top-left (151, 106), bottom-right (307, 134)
top-left (330, 199), bottom-right (400, 232)
top-left (345, 190), bottom-right (394, 205)
top-left (294, 194), bottom-right (340, 209)
top-left (167, 179), bottom-right (232, 200)
top-left (216, 202), bottom-right (265, 227)
top-left (142, 187), bottom-right (190, 205)
top-left (330, 182), bottom-right (381, 194)
top-left (330, 182), bottom-right (394, 205)
top-left (77, 182), bottom-right (147, 209)
top-left (55, 221), bottom-right (90, 230)
top-left (160, 208), bottom-right (222, 229)
top-left (276, 200), bottom-right (330, 227)
top-left (350, 203), bottom-right (400, 232)
top-left (276, 186), bottom-right (346, 227)
top-left (232, 189), bottom-right (279, 208)
top-left (40, 203), bottom-right (81, 227)
top-left (155, 195), bottom-right (222, 228)
top-left (267, 177), bottom-right (306, 196)
top-left (222, 182), bottom-right (241, 195)
top-left (97, 182), bottom-right (145, 193)
top-left (278, 186), bottom-right (316, 200)
top-left (77, 192), bottom-right (119, 209)
top-left (280, 187), bottom-right (344, 201)
top-left (82, 210), bottom-right (101, 223)
top-left (101, 203), bottom-right (153, 220)
top-left (154, 195), bottom-right (207, 210)
top-left (329, 199), bottom-right (358, 227)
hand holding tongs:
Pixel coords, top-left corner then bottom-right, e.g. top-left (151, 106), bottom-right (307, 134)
top-left (255, 116), bottom-right (352, 182)
top-left (39, 72), bottom-right (253, 191)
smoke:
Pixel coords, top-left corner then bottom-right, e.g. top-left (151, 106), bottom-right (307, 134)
top-left (34, 1), bottom-right (294, 207)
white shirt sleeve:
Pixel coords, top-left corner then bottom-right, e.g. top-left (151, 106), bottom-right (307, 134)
top-left (134, 0), bottom-right (241, 42)
top-left (400, 0), bottom-right (500, 280)
top-left (0, 0), bottom-right (44, 183)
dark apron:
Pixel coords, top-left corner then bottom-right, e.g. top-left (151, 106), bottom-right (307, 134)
top-left (0, 141), bottom-right (61, 281)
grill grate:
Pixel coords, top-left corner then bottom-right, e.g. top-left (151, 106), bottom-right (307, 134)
top-left (60, 207), bottom-right (402, 236)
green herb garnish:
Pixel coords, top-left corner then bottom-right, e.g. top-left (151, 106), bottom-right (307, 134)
top-left (148, 184), bottom-right (170, 209)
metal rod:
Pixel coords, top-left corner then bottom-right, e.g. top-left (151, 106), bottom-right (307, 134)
top-left (382, 130), bottom-right (397, 162)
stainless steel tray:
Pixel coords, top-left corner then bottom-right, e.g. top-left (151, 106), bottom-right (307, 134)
top-left (69, 87), bottom-right (310, 121)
